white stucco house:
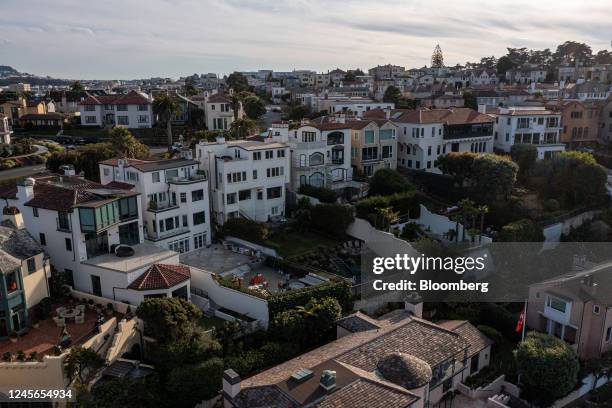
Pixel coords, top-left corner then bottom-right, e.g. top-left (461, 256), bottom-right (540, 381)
top-left (78, 90), bottom-right (154, 129)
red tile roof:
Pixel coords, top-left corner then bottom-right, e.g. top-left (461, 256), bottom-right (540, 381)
top-left (363, 108), bottom-right (387, 120)
top-left (389, 108), bottom-right (493, 125)
top-left (80, 90), bottom-right (150, 106)
top-left (207, 93), bottom-right (232, 103)
top-left (104, 181), bottom-right (135, 190)
top-left (128, 264), bottom-right (190, 290)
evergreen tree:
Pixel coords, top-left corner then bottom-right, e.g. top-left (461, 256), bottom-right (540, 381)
top-left (431, 44), bottom-right (444, 68)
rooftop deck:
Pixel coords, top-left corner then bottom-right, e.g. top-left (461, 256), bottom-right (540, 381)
top-left (82, 242), bottom-right (177, 273)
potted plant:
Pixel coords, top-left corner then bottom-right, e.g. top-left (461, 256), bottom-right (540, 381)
top-left (52, 345), bottom-right (62, 356)
top-left (32, 318), bottom-right (39, 329)
top-left (87, 299), bottom-right (94, 310)
top-left (2, 352), bottom-right (12, 362)
top-left (16, 350), bottom-right (25, 361)
top-left (9, 332), bottom-right (18, 343)
top-left (28, 352), bottom-right (38, 362)
top-left (106, 303), bottom-right (114, 316)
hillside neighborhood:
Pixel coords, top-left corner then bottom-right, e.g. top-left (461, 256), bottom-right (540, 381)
top-left (0, 40), bottom-right (611, 408)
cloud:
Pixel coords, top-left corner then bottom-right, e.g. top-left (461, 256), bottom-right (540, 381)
top-left (0, 0), bottom-right (610, 78)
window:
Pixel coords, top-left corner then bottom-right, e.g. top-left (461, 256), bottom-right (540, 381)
top-left (253, 151), bottom-right (261, 160)
top-left (58, 211), bottom-right (70, 230)
top-left (5, 272), bottom-right (18, 293)
top-left (165, 217), bottom-right (175, 231)
top-left (191, 189), bottom-right (204, 202)
top-left (116, 104), bottom-right (128, 111)
top-left (239, 189), bottom-right (251, 201)
top-left (126, 171), bottom-right (139, 182)
top-left (194, 232), bottom-right (206, 249)
top-left (277, 149), bottom-right (285, 158)
top-left (33, 207), bottom-right (39, 217)
top-left (593, 305), bottom-right (601, 315)
top-left (228, 172), bottom-right (247, 183)
top-left (517, 118), bottom-right (529, 129)
top-left (39, 233), bottom-right (46, 245)
top-left (84, 105), bottom-right (95, 112)
top-left (103, 168), bottom-right (110, 176)
top-left (546, 296), bottom-right (567, 313)
top-left (267, 186), bottom-right (282, 199)
top-left (226, 193), bottom-right (237, 204)
top-left (265, 150), bottom-right (273, 159)
top-left (382, 145), bottom-right (393, 158)
top-left (27, 258), bottom-right (36, 274)
top-left (267, 167), bottom-right (282, 177)
top-left (364, 130), bottom-right (374, 144)
top-left (152, 172), bottom-right (160, 183)
top-left (117, 116), bottom-right (129, 125)
top-left (85, 115), bottom-right (97, 124)
top-left (193, 211), bottom-right (206, 225)
top-left (180, 192), bottom-right (187, 203)
top-left (182, 215), bottom-right (188, 227)
top-left (65, 238), bottom-right (72, 251)
top-left (138, 104), bottom-right (148, 111)
top-left (253, 170), bottom-right (257, 179)
top-left (137, 115), bottom-right (149, 123)
top-left (166, 169), bottom-right (179, 179)
top-left (301, 131), bottom-right (316, 142)
top-left (168, 237), bottom-right (190, 253)
top-left (362, 147), bottom-right (378, 161)
top-left (427, 146), bottom-right (432, 156)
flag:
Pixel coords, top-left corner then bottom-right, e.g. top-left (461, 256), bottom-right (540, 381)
top-left (515, 304), bottom-right (526, 333)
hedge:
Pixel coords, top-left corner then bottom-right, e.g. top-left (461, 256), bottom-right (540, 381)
top-left (356, 191), bottom-right (421, 219)
top-left (298, 184), bottom-right (337, 203)
top-left (267, 280), bottom-right (352, 319)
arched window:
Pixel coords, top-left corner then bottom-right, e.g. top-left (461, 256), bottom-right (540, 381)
top-left (327, 131), bottom-right (344, 145)
top-left (309, 152), bottom-right (324, 166)
top-left (309, 172), bottom-right (324, 187)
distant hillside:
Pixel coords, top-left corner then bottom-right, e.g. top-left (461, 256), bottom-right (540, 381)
top-left (0, 65), bottom-right (20, 77)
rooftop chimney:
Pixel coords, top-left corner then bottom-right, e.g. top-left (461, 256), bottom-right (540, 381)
top-left (404, 292), bottom-right (423, 318)
top-left (222, 369), bottom-right (241, 407)
top-left (320, 370), bottom-right (337, 391)
top-left (17, 177), bottom-right (35, 202)
top-left (2, 206), bottom-right (24, 229)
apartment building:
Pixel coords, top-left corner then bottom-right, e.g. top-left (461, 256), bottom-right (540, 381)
top-left (0, 173), bottom-right (187, 305)
top-left (599, 99), bottom-right (612, 144)
top-left (547, 100), bottom-right (602, 147)
top-left (563, 81), bottom-right (611, 101)
top-left (223, 300), bottom-right (492, 408)
top-left (527, 269), bottom-right (612, 360)
top-left (204, 93), bottom-right (244, 131)
top-left (99, 157), bottom-right (211, 253)
top-left (392, 108), bottom-right (494, 173)
top-left (277, 119), bottom-right (354, 192)
top-left (0, 206), bottom-right (50, 338)
top-left (329, 100), bottom-right (395, 117)
top-left (78, 90), bottom-right (154, 129)
top-left (492, 106), bottom-right (565, 159)
top-left (368, 64), bottom-right (406, 80)
top-left (196, 137), bottom-right (290, 224)
top-left (348, 119), bottom-right (398, 176)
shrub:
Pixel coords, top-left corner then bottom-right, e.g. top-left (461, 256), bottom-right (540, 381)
top-left (543, 198), bottom-right (560, 212)
top-left (498, 219), bottom-right (544, 242)
top-left (356, 191), bottom-right (420, 220)
top-left (298, 184), bottom-right (337, 203)
top-left (476, 325), bottom-right (502, 345)
top-left (309, 204), bottom-right (354, 237)
top-left (368, 168), bottom-right (413, 196)
top-left (268, 280), bottom-right (352, 318)
top-left (221, 218), bottom-right (270, 243)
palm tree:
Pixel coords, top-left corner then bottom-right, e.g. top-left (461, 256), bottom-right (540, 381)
top-left (476, 205), bottom-right (489, 243)
top-left (152, 93), bottom-right (179, 149)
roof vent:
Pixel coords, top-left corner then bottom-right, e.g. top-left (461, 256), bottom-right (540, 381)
top-left (290, 368), bottom-right (314, 384)
top-left (320, 370), bottom-right (336, 391)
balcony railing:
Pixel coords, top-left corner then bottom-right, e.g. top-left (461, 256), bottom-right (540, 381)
top-left (167, 173), bottom-right (207, 184)
top-left (146, 226), bottom-right (190, 242)
top-left (147, 201), bottom-right (179, 213)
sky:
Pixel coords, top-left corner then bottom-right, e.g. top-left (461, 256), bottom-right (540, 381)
top-left (1, 0), bottom-right (611, 80)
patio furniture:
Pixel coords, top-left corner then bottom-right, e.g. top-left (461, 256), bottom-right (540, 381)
top-left (75, 313), bottom-right (85, 324)
top-left (53, 316), bottom-right (65, 327)
top-left (56, 307), bottom-right (67, 316)
top-left (59, 308), bottom-right (79, 320)
top-left (75, 304), bottom-right (86, 314)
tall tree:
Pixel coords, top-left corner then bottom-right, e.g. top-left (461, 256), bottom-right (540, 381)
top-left (109, 127), bottom-right (149, 159)
top-left (497, 56), bottom-right (515, 75)
top-left (152, 93), bottom-right (178, 148)
top-left (70, 81), bottom-right (85, 92)
top-left (431, 44), bottom-right (444, 68)
top-left (226, 72), bottom-right (250, 93)
top-left (243, 96), bottom-right (266, 120)
top-left (553, 41), bottom-right (593, 65)
top-left (383, 85), bottom-right (403, 104)
top-left (64, 346), bottom-right (104, 385)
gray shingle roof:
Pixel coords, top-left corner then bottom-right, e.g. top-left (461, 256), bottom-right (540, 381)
top-left (0, 219), bottom-right (44, 273)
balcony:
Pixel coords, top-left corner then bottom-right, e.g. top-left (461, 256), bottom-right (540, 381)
top-left (167, 172), bottom-right (207, 185)
top-left (147, 201), bottom-right (179, 213)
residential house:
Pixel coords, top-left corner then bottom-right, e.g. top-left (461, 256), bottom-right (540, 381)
top-left (78, 90), bottom-right (154, 129)
top-left (393, 108), bottom-right (494, 173)
top-left (348, 119), bottom-right (398, 176)
top-left (527, 269), bottom-right (612, 360)
top-left (330, 101), bottom-right (395, 117)
top-left (0, 206), bottom-right (50, 338)
top-left (98, 157), bottom-right (211, 253)
top-left (546, 100), bottom-right (602, 147)
top-left (283, 119), bottom-right (354, 192)
top-left (492, 106), bottom-right (564, 159)
top-left (0, 115), bottom-right (11, 144)
top-left (48, 90), bottom-right (104, 113)
top-left (505, 65), bottom-right (548, 85)
top-left (196, 136), bottom-right (290, 224)
top-left (204, 93), bottom-right (244, 132)
top-left (19, 112), bottom-right (66, 129)
top-left (0, 172), bottom-right (187, 305)
top-left (222, 300), bottom-right (492, 408)
top-left (368, 64), bottom-right (406, 80)
top-left (329, 68), bottom-right (347, 84)
top-left (563, 81), bottom-right (611, 101)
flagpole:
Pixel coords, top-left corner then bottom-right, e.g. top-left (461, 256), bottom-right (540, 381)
top-left (521, 299), bottom-right (527, 342)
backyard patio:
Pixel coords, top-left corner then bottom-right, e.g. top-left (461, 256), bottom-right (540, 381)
top-left (0, 301), bottom-right (114, 360)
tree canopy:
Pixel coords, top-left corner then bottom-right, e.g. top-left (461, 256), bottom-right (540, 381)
top-left (109, 126), bottom-right (149, 159)
top-left (510, 144), bottom-right (538, 183)
top-left (514, 332), bottom-right (580, 405)
top-left (243, 95), bottom-right (266, 119)
top-left (136, 297), bottom-right (203, 342)
top-left (368, 168), bottom-right (413, 196)
top-left (226, 72), bottom-right (250, 93)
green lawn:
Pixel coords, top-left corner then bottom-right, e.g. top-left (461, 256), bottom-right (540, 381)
top-left (265, 230), bottom-right (341, 258)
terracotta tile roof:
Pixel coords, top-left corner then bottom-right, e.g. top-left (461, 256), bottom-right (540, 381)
top-left (80, 90), bottom-right (150, 106)
top-left (99, 157), bottom-right (198, 172)
top-left (128, 264), bottom-right (190, 290)
top-left (104, 181), bottom-right (135, 190)
top-left (207, 93), bottom-right (232, 103)
top-left (389, 108), bottom-right (493, 125)
top-left (336, 312), bottom-right (381, 332)
top-left (437, 320), bottom-right (493, 357)
top-left (315, 378), bottom-right (417, 408)
top-left (23, 177), bottom-right (106, 211)
top-left (19, 113), bottom-right (65, 121)
top-left (362, 108), bottom-right (387, 119)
